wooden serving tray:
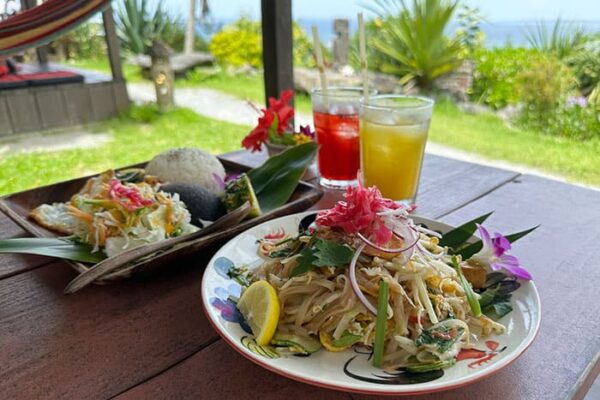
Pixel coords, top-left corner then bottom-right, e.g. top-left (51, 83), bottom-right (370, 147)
top-left (0, 157), bottom-right (323, 284)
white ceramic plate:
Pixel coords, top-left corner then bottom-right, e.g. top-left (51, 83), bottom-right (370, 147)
top-left (201, 211), bottom-right (541, 396)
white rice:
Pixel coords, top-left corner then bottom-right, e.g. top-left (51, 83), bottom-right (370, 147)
top-left (146, 148), bottom-right (226, 194)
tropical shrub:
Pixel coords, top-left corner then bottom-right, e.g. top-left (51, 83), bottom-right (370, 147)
top-left (514, 57), bottom-right (597, 139)
top-left (115, 0), bottom-right (178, 54)
top-left (470, 47), bottom-right (546, 109)
top-left (455, 5), bottom-right (485, 58)
top-left (368, 0), bottom-right (464, 89)
top-left (566, 38), bottom-right (600, 96)
top-left (209, 18), bottom-right (262, 68)
top-left (546, 100), bottom-right (600, 140)
top-left (52, 23), bottom-right (106, 60)
top-left (525, 19), bottom-right (589, 60)
top-left (209, 17), bottom-right (317, 68)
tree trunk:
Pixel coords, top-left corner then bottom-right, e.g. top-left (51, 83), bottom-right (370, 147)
top-left (184, 0), bottom-right (196, 55)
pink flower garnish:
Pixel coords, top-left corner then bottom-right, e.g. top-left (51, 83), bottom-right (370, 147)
top-left (472, 224), bottom-right (532, 280)
top-left (108, 179), bottom-right (154, 211)
top-left (316, 183), bottom-right (400, 245)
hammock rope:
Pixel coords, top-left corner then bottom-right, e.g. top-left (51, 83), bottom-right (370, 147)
top-left (0, 0), bottom-right (112, 56)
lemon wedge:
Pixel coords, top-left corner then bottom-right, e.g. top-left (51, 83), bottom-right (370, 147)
top-left (237, 281), bottom-right (280, 345)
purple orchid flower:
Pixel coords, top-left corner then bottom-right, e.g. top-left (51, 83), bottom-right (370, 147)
top-left (298, 125), bottom-right (315, 138)
top-left (472, 224), bottom-right (532, 280)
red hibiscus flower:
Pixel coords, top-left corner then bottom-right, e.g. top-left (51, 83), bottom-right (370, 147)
top-left (242, 90), bottom-right (295, 152)
top-left (268, 89), bottom-right (294, 134)
top-left (242, 109), bottom-right (275, 152)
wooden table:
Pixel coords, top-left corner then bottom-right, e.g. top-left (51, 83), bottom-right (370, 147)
top-left (1, 150), bottom-right (599, 400)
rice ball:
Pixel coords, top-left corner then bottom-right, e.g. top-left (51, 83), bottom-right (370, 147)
top-left (146, 148), bottom-right (226, 194)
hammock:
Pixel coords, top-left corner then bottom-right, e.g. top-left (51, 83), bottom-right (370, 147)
top-left (0, 0), bottom-right (112, 56)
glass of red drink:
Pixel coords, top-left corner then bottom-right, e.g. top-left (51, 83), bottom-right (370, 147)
top-left (311, 87), bottom-right (376, 188)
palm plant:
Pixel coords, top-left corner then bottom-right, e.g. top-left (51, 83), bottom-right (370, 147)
top-left (115, 0), bottom-right (172, 54)
top-left (524, 18), bottom-right (588, 59)
top-left (368, 0), bottom-right (464, 89)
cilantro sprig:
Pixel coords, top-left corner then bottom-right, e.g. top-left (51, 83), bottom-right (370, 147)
top-left (290, 238), bottom-right (354, 277)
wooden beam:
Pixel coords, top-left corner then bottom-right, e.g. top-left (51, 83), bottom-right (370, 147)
top-left (102, 6), bottom-right (125, 82)
top-left (260, 0), bottom-right (294, 108)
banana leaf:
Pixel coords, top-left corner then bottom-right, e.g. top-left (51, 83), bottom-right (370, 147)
top-left (247, 142), bottom-right (318, 212)
top-left (439, 211), bottom-right (493, 250)
top-left (0, 238), bottom-right (106, 263)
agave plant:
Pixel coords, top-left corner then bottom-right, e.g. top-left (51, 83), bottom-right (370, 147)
top-left (115, 0), bottom-right (175, 54)
top-left (524, 18), bottom-right (589, 60)
top-left (368, 0), bottom-right (464, 89)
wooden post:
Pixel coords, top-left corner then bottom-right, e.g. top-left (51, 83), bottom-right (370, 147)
top-left (150, 41), bottom-right (174, 111)
top-left (102, 6), bottom-right (125, 82)
top-left (184, 0), bottom-right (196, 54)
top-left (333, 19), bottom-right (349, 68)
top-left (260, 0), bottom-right (294, 110)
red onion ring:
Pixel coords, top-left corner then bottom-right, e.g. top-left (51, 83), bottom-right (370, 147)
top-left (348, 242), bottom-right (378, 315)
top-left (357, 231), bottom-right (419, 254)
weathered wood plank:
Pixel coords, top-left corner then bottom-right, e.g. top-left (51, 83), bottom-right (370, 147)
top-left (353, 175), bottom-right (600, 400)
top-left (62, 84), bottom-right (94, 124)
top-left (0, 96), bottom-right (13, 135)
top-left (90, 82), bottom-right (118, 120)
top-left (114, 340), bottom-right (351, 400)
top-left (113, 80), bottom-right (130, 112)
top-left (35, 88), bottom-right (70, 129)
top-left (6, 89), bottom-right (42, 133)
top-left (0, 255), bottom-right (220, 399)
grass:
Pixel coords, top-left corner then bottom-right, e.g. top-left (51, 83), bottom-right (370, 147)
top-left (429, 100), bottom-right (600, 185)
top-left (0, 106), bottom-right (247, 196)
top-left (60, 58), bottom-right (144, 82)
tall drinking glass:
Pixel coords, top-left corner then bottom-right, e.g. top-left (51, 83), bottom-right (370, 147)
top-left (359, 95), bottom-right (434, 204)
top-left (311, 87), bottom-right (376, 188)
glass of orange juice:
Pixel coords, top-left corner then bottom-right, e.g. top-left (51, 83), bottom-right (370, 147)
top-left (359, 95), bottom-right (434, 204)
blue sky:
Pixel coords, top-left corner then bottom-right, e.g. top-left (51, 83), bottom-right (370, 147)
top-left (184, 0), bottom-right (600, 21)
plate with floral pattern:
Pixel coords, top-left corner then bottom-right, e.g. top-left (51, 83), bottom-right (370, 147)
top-left (201, 211), bottom-right (541, 396)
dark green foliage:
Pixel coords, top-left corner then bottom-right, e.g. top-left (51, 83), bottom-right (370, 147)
top-left (115, 0), bottom-right (181, 55)
top-left (368, 0), bottom-right (464, 89)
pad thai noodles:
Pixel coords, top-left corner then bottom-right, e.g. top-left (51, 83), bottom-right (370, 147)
top-left (235, 184), bottom-right (529, 371)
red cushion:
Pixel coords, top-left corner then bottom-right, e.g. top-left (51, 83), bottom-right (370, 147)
top-left (0, 65), bottom-right (8, 77)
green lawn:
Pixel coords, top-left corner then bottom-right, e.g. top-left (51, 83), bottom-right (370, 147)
top-left (60, 58), bottom-right (144, 82)
top-left (0, 106), bottom-right (247, 196)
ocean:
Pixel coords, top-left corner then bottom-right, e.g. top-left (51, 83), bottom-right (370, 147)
top-left (200, 18), bottom-right (600, 49)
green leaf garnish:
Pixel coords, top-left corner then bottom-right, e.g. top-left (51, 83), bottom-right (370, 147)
top-left (247, 142), bottom-right (317, 212)
top-left (438, 211), bottom-right (493, 250)
top-left (0, 238), bottom-right (106, 263)
top-left (289, 247), bottom-right (318, 277)
top-left (457, 225), bottom-right (540, 260)
top-left (289, 238), bottom-right (354, 277)
top-left (312, 240), bottom-right (354, 267)
top-left (373, 280), bottom-right (389, 368)
top-left (451, 256), bottom-right (482, 318)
